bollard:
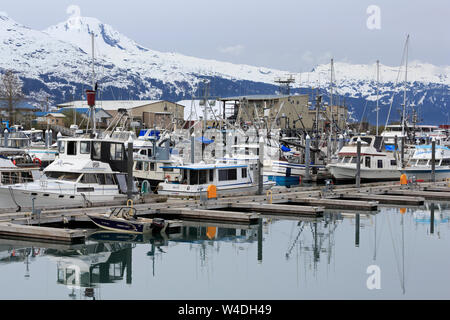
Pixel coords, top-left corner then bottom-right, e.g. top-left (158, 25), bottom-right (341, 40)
top-left (338, 134), bottom-right (344, 153)
top-left (356, 137), bottom-right (361, 188)
top-left (45, 129), bottom-right (49, 148)
top-left (57, 132), bottom-right (62, 153)
top-left (258, 135), bottom-right (264, 195)
top-left (48, 129), bottom-right (53, 146)
top-left (304, 135), bottom-right (311, 182)
top-left (401, 136), bottom-right (405, 168)
top-left (3, 129), bottom-right (8, 147)
top-left (127, 141), bottom-right (134, 200)
top-left (190, 133), bottom-right (195, 164)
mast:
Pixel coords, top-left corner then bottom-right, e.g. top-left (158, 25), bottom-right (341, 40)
top-left (376, 60), bottom-right (380, 136)
top-left (401, 35), bottom-right (409, 138)
top-left (91, 32), bottom-right (96, 133)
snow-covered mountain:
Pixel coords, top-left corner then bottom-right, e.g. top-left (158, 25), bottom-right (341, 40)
top-left (0, 12), bottom-right (448, 125)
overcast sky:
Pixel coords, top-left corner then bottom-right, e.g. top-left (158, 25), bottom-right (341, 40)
top-left (1, 0), bottom-right (449, 72)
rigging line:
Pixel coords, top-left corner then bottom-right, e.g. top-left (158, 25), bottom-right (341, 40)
top-left (384, 37), bottom-right (409, 130)
top-left (386, 214), bottom-right (404, 292)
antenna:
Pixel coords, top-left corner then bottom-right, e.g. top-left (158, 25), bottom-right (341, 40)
top-left (275, 75), bottom-right (296, 95)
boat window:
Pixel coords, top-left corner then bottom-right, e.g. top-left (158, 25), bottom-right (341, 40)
top-left (46, 172), bottom-right (80, 182)
top-left (199, 170), bottom-right (207, 185)
top-left (150, 163), bottom-right (155, 171)
top-left (96, 174), bottom-right (106, 185)
top-left (163, 167), bottom-right (174, 172)
top-left (92, 142), bottom-right (101, 160)
top-left (377, 160), bottom-right (383, 168)
top-left (219, 169), bottom-right (237, 181)
top-left (365, 157), bottom-right (371, 168)
top-left (441, 159), bottom-right (450, 166)
top-left (219, 169), bottom-right (228, 181)
top-left (144, 162), bottom-right (149, 171)
top-left (350, 157), bottom-right (358, 164)
top-left (67, 141), bottom-right (77, 155)
top-left (81, 173), bottom-right (98, 184)
top-left (391, 160), bottom-right (397, 166)
top-left (105, 174), bottom-right (115, 185)
top-left (242, 168), bottom-right (247, 178)
top-left (59, 141), bottom-right (65, 154)
top-left (110, 143), bottom-right (124, 161)
top-left (417, 159), bottom-right (428, 165)
top-left (189, 170), bottom-right (198, 185)
top-left (136, 161), bottom-right (143, 171)
top-left (80, 141), bottom-right (91, 154)
top-left (209, 169), bottom-right (214, 182)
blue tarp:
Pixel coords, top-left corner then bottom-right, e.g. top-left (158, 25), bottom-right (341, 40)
top-left (385, 145), bottom-right (396, 151)
top-left (139, 129), bottom-right (160, 138)
top-left (196, 137), bottom-right (214, 144)
top-left (281, 145), bottom-right (291, 152)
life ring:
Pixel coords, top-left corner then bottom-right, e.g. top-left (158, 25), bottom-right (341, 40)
top-left (33, 157), bottom-right (42, 167)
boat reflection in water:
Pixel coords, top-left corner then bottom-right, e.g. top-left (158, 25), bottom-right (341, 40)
top-left (46, 241), bottom-right (134, 300)
top-left (0, 202), bottom-right (448, 299)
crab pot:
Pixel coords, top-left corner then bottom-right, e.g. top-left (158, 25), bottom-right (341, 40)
top-left (86, 90), bottom-right (96, 107)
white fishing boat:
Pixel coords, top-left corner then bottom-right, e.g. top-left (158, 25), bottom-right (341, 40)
top-left (156, 162), bottom-right (275, 197)
top-left (0, 136), bottom-right (134, 210)
top-left (401, 144), bottom-right (450, 181)
top-left (326, 135), bottom-right (401, 181)
top-left (0, 156), bottom-right (40, 186)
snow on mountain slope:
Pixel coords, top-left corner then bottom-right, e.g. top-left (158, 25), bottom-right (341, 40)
top-left (0, 12), bottom-right (448, 124)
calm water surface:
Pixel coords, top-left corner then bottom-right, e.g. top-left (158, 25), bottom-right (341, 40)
top-left (0, 202), bottom-right (449, 300)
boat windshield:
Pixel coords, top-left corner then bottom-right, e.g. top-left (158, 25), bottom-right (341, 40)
top-left (45, 171), bottom-right (81, 181)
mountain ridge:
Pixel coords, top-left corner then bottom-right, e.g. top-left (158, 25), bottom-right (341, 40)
top-left (0, 13), bottom-right (448, 125)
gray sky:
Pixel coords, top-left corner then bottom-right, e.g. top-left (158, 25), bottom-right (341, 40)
top-left (2, 0), bottom-right (449, 71)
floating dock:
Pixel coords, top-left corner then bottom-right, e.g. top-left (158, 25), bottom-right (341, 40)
top-left (0, 180), bottom-right (447, 244)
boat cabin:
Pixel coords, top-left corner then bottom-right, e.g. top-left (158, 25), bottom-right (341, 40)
top-left (161, 163), bottom-right (251, 186)
top-left (58, 138), bottom-right (129, 173)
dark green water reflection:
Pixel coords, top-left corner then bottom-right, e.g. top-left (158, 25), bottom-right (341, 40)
top-left (0, 202), bottom-right (449, 300)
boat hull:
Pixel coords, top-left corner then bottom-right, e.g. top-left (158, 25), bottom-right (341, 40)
top-left (327, 164), bottom-right (401, 181)
top-left (0, 186), bottom-right (126, 210)
top-left (88, 215), bottom-right (163, 234)
top-left (401, 168), bottom-right (450, 182)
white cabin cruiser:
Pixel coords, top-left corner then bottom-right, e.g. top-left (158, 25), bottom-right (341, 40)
top-left (401, 144), bottom-right (450, 181)
top-left (156, 162), bottom-right (275, 197)
top-left (0, 136), bottom-right (135, 210)
top-left (326, 135), bottom-right (401, 181)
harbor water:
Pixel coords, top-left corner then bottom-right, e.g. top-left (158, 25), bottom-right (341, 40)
top-left (0, 202), bottom-right (449, 300)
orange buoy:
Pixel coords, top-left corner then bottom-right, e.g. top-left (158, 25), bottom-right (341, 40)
top-left (400, 174), bottom-right (408, 185)
top-left (207, 184), bottom-right (217, 199)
